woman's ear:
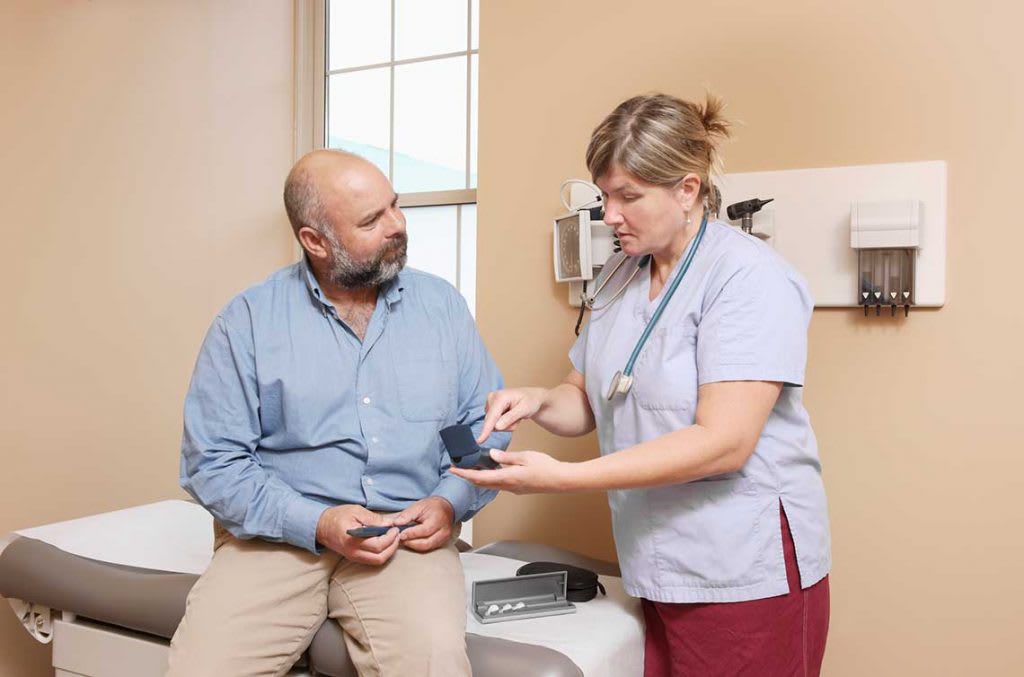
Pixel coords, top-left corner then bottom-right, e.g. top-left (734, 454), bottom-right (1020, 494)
top-left (673, 173), bottom-right (703, 212)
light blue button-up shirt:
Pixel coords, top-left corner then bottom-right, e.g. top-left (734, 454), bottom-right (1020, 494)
top-left (571, 221), bottom-right (831, 603)
top-left (180, 258), bottom-right (510, 554)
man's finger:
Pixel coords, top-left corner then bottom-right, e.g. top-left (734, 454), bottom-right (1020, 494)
top-left (356, 528), bottom-right (399, 554)
top-left (402, 537), bottom-right (435, 553)
top-left (403, 529), bottom-right (449, 553)
top-left (355, 508), bottom-right (392, 527)
top-left (398, 522), bottom-right (436, 542)
top-left (398, 501), bottom-right (444, 539)
top-left (378, 533), bottom-right (402, 562)
top-left (357, 533), bottom-right (402, 565)
top-left (392, 505), bottom-right (423, 526)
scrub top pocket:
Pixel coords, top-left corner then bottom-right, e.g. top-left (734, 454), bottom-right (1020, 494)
top-left (633, 326), bottom-right (699, 412)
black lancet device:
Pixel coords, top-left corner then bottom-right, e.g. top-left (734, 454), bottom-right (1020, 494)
top-left (440, 424), bottom-right (500, 470)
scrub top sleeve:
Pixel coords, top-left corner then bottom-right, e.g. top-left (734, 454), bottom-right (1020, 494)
top-left (697, 259), bottom-right (810, 387)
top-left (568, 320), bottom-right (589, 374)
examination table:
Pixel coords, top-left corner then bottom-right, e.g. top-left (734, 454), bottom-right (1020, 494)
top-left (0, 501), bottom-right (643, 676)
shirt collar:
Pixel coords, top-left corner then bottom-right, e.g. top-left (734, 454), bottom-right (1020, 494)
top-left (300, 255), bottom-right (331, 309)
top-left (300, 256), bottom-right (405, 309)
top-left (382, 271), bottom-right (405, 306)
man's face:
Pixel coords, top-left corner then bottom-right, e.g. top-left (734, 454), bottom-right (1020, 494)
top-left (319, 163), bottom-right (408, 289)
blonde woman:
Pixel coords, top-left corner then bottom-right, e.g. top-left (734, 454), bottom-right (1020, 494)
top-left (454, 93), bottom-right (831, 676)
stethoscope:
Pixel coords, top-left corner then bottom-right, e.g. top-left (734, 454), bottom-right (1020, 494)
top-left (579, 210), bottom-right (709, 401)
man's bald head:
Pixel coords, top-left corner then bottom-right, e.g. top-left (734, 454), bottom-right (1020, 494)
top-left (282, 149), bottom-right (382, 239)
top-left (283, 149), bottom-right (408, 290)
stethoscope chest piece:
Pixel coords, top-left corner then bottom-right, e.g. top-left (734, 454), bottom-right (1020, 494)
top-left (606, 371), bottom-right (634, 401)
top-left (596, 211), bottom-right (710, 403)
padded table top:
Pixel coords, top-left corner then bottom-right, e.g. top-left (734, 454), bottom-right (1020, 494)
top-left (1, 530), bottom-right (633, 677)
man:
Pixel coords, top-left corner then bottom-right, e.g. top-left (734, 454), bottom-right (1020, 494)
top-left (167, 150), bottom-right (509, 676)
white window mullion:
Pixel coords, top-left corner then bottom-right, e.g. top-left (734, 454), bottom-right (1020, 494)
top-left (388, 0), bottom-right (396, 181)
top-left (464, 0), bottom-right (473, 190)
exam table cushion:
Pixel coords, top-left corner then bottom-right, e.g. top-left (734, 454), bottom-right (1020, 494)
top-left (0, 535), bottom-right (620, 677)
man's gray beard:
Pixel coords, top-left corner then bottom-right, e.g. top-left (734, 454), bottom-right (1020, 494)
top-left (324, 230), bottom-right (407, 289)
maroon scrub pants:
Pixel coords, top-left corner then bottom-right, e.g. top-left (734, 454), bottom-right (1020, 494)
top-left (641, 503), bottom-right (830, 676)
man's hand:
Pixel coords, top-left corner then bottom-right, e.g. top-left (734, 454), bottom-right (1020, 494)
top-left (316, 505), bottom-right (400, 566)
top-left (392, 497), bottom-right (456, 553)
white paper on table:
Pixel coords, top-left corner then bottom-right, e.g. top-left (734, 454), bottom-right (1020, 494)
top-left (15, 500), bottom-right (214, 575)
top-left (461, 552), bottom-right (644, 677)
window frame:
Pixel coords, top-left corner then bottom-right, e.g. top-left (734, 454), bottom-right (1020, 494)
top-left (306, 0), bottom-right (478, 209)
top-left (294, 0), bottom-right (481, 543)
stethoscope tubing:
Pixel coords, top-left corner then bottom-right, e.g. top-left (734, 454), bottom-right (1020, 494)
top-left (622, 212), bottom-right (709, 377)
top-left (583, 254), bottom-right (641, 311)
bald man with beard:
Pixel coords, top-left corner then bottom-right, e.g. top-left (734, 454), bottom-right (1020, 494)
top-left (168, 151), bottom-right (510, 677)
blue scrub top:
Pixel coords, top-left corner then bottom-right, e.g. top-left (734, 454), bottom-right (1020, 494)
top-left (570, 220), bottom-right (831, 603)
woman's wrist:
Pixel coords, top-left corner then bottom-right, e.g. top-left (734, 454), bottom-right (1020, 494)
top-left (554, 460), bottom-right (585, 492)
top-left (531, 386), bottom-right (553, 416)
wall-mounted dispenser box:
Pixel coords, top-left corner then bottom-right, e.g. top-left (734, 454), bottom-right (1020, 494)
top-left (851, 200), bottom-right (921, 315)
top-left (715, 161), bottom-right (946, 310)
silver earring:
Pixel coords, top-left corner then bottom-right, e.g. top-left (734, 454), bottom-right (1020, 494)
top-left (685, 211), bottom-right (692, 226)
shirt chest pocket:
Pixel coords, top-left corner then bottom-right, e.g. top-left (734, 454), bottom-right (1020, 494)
top-left (394, 351), bottom-right (455, 422)
top-left (632, 325), bottom-right (699, 411)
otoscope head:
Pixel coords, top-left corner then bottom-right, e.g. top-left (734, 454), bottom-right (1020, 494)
top-left (726, 197), bottom-right (774, 221)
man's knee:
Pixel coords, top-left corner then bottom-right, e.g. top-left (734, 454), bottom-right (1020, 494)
top-left (166, 626), bottom-right (310, 677)
top-left (166, 637), bottom-right (237, 677)
top-left (398, 623), bottom-right (471, 676)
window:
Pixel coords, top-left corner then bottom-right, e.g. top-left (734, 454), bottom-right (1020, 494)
top-left (313, 0), bottom-right (480, 313)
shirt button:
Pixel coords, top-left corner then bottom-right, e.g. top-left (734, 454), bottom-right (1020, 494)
top-left (371, 437), bottom-right (379, 444)
top-left (364, 477), bottom-right (375, 486)
top-left (362, 396), bottom-right (371, 405)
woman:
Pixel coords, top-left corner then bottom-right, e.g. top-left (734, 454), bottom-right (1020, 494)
top-left (453, 93), bottom-right (831, 676)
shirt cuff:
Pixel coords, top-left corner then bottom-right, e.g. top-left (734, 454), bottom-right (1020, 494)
top-left (430, 475), bottom-right (476, 523)
top-left (698, 364), bottom-right (805, 388)
top-left (282, 495), bottom-right (329, 554)
top-left (479, 429), bottom-right (512, 452)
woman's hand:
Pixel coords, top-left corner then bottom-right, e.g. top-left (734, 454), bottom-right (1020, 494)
top-left (475, 387), bottom-right (548, 444)
top-left (450, 449), bottom-right (576, 494)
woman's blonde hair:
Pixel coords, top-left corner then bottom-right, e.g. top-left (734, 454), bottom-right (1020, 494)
top-left (585, 93), bottom-right (731, 208)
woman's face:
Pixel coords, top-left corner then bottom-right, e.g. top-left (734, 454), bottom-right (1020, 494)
top-left (596, 164), bottom-right (698, 258)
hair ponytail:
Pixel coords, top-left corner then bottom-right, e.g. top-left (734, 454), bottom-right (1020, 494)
top-left (586, 92), bottom-right (732, 204)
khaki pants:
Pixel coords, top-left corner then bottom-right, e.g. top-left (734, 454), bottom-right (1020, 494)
top-left (166, 523), bottom-right (470, 677)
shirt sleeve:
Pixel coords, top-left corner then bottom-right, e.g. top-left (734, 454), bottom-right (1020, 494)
top-left (430, 291), bottom-right (512, 522)
top-left (696, 258), bottom-right (811, 387)
top-left (180, 300), bottom-right (327, 554)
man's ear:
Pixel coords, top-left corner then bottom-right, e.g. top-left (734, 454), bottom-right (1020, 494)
top-left (298, 226), bottom-right (329, 260)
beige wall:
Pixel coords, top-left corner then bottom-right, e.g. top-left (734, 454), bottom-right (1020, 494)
top-left (474, 0), bottom-right (1024, 675)
top-left (0, 1), bottom-right (295, 675)
top-left (2, 0), bottom-right (1023, 675)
